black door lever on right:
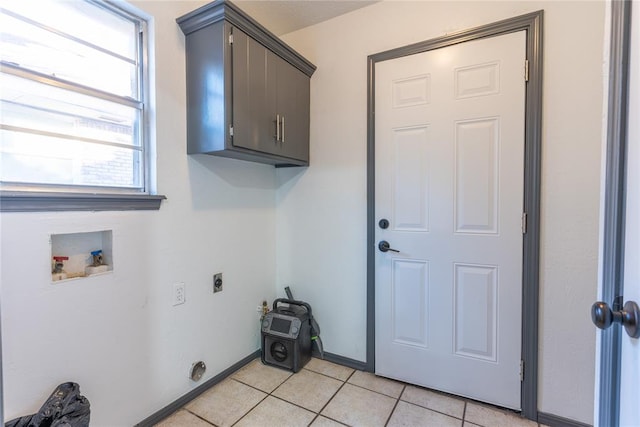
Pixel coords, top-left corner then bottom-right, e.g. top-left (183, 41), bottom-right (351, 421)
top-left (378, 241), bottom-right (400, 253)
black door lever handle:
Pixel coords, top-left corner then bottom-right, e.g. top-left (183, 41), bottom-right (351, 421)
top-left (378, 241), bottom-right (400, 253)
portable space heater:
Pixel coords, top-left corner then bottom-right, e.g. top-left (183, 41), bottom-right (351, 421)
top-left (261, 298), bottom-right (312, 372)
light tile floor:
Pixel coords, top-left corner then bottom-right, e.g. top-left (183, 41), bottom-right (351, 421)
top-left (157, 358), bottom-right (549, 427)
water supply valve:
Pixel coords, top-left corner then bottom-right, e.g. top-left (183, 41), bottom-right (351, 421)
top-left (86, 249), bottom-right (109, 276)
top-left (52, 256), bottom-right (69, 281)
top-left (90, 250), bottom-right (104, 266)
top-left (52, 256), bottom-right (68, 273)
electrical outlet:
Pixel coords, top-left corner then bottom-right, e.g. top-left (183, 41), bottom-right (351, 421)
top-left (173, 282), bottom-right (185, 306)
top-left (213, 273), bottom-right (223, 293)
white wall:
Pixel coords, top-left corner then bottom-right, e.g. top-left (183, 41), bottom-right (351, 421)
top-left (277, 1), bottom-right (605, 424)
top-left (0, 1), bottom-right (277, 425)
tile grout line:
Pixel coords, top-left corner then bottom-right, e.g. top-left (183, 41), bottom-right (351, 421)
top-left (462, 401), bottom-right (468, 426)
top-left (266, 394), bottom-right (321, 417)
top-left (228, 383), bottom-right (271, 427)
top-left (383, 384), bottom-right (405, 427)
top-left (315, 370), bottom-right (354, 417)
top-left (302, 359), bottom-right (358, 382)
top-left (383, 376), bottom-right (468, 422)
top-left (298, 366), bottom-right (355, 385)
top-left (183, 408), bottom-right (219, 427)
top-left (395, 398), bottom-right (466, 424)
top-left (268, 368), bottom-right (349, 416)
top-left (229, 395), bottom-right (269, 427)
top-left (345, 379), bottom-right (404, 400)
top-left (344, 368), bottom-right (357, 382)
top-left (269, 372), bottom-right (291, 396)
top-left (232, 365), bottom-right (350, 394)
top-left (315, 415), bottom-right (350, 427)
top-left (302, 366), bottom-right (355, 383)
top-left (229, 375), bottom-right (290, 395)
top-left (307, 368), bottom-right (358, 426)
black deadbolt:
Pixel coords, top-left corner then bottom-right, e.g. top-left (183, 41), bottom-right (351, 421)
top-left (379, 219), bottom-right (390, 229)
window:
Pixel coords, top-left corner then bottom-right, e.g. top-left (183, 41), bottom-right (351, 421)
top-left (0, 0), bottom-right (163, 211)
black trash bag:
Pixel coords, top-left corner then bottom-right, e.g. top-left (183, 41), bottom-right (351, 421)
top-left (5, 382), bottom-right (90, 427)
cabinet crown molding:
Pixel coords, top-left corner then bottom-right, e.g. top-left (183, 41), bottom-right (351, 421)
top-left (177, 0), bottom-right (316, 77)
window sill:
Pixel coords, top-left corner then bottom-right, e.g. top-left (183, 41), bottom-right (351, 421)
top-left (0, 191), bottom-right (166, 212)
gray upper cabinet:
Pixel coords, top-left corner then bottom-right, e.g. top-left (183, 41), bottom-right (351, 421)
top-left (177, 0), bottom-right (316, 167)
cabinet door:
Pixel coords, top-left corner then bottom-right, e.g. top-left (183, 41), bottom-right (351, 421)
top-left (231, 28), bottom-right (278, 155)
top-left (275, 56), bottom-right (310, 162)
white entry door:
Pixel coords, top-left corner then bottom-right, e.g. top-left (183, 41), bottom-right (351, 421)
top-left (620, 1), bottom-right (639, 424)
top-left (374, 31), bottom-right (526, 409)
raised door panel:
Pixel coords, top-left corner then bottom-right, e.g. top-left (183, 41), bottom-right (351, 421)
top-left (392, 125), bottom-right (430, 232)
top-left (231, 28), bottom-right (278, 155)
top-left (454, 117), bottom-right (499, 234)
top-left (453, 263), bottom-right (498, 361)
top-left (392, 259), bottom-right (429, 348)
top-left (275, 55), bottom-right (310, 163)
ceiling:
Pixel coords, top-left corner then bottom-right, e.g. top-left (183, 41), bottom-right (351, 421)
top-left (233, 0), bottom-right (378, 35)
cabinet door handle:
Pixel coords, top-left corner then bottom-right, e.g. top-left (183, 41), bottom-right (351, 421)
top-left (275, 114), bottom-right (280, 142)
top-left (282, 116), bottom-right (285, 143)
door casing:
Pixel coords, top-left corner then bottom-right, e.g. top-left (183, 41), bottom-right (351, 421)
top-left (597, 1), bottom-right (633, 426)
top-left (366, 11), bottom-right (543, 420)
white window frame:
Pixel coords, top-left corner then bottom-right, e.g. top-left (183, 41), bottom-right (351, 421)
top-left (0, 0), bottom-right (164, 211)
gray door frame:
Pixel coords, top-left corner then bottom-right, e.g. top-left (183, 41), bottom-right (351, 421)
top-left (598, 1), bottom-right (632, 426)
top-left (0, 310), bottom-right (3, 422)
top-left (366, 11), bottom-right (543, 420)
